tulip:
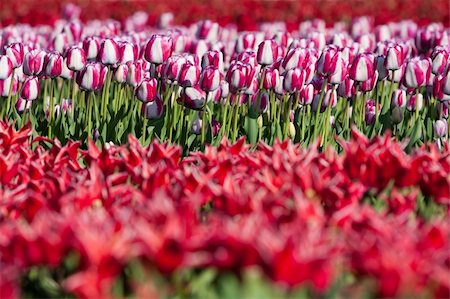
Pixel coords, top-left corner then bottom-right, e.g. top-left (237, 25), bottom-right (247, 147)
top-left (283, 68), bottom-right (305, 93)
top-left (404, 57), bottom-right (431, 89)
top-left (376, 55), bottom-right (389, 80)
top-left (163, 55), bottom-right (186, 82)
top-left (135, 78), bottom-right (158, 102)
top-left (144, 35), bottom-right (173, 65)
top-left (0, 74), bottom-right (19, 97)
top-left (406, 93), bottom-right (423, 112)
top-left (220, 80), bottom-right (229, 98)
top-left (263, 68), bottom-right (281, 90)
top-left (250, 91), bottom-right (269, 114)
top-left (431, 47), bottom-right (449, 75)
top-left (235, 32), bottom-right (257, 53)
top-left (4, 43), bottom-right (24, 68)
top-left (360, 71), bottom-right (378, 92)
top-left (338, 76), bottom-right (356, 98)
top-left (20, 76), bottom-right (40, 101)
top-left (434, 119), bottom-right (448, 138)
top-left (0, 56), bottom-right (13, 80)
top-left (322, 88), bottom-right (337, 108)
top-left (142, 95), bottom-right (164, 120)
top-left (76, 62), bottom-right (108, 91)
top-left (196, 20), bottom-right (220, 43)
top-left (52, 33), bottom-right (69, 54)
top-left (349, 53), bottom-right (376, 82)
top-left (61, 58), bottom-right (74, 79)
top-left (299, 83), bottom-right (315, 105)
top-left (126, 61), bottom-right (144, 87)
top-left (226, 62), bottom-right (251, 92)
top-left (98, 38), bottom-right (120, 65)
top-left (328, 57), bottom-right (348, 84)
top-left (82, 36), bottom-right (100, 60)
top-left (191, 118), bottom-right (202, 135)
top-left (179, 86), bottom-right (206, 110)
top-left (256, 40), bottom-right (278, 66)
top-left (66, 46), bottom-right (87, 71)
top-left (388, 63), bottom-right (406, 83)
top-left (114, 64), bottom-right (129, 83)
top-left (385, 45), bottom-right (407, 71)
top-left (15, 97), bottom-right (32, 112)
top-left (23, 50), bottom-right (46, 76)
top-left (178, 62), bottom-right (200, 87)
top-left (199, 66), bottom-right (221, 92)
top-left (202, 50), bottom-right (224, 72)
top-left (44, 53), bottom-right (64, 78)
top-left (391, 89), bottom-right (407, 108)
top-left (118, 41), bottom-right (138, 64)
top-left (317, 47), bottom-right (343, 76)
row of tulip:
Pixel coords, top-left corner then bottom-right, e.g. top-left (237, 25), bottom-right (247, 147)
top-left (0, 122), bottom-right (449, 298)
top-left (0, 13), bottom-right (449, 149)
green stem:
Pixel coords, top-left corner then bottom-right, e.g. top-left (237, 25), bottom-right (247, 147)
top-left (312, 77), bottom-right (328, 141)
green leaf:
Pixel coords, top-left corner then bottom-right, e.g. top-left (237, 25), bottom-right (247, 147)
top-left (244, 116), bottom-right (259, 144)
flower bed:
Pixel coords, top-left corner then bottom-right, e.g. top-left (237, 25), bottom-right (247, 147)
top-left (0, 122), bottom-right (449, 298)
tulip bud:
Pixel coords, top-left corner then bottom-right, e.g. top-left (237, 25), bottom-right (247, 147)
top-left (142, 94), bottom-right (164, 119)
top-left (0, 74), bottom-right (19, 97)
top-left (250, 91), bottom-right (269, 114)
top-left (235, 32), bottom-right (257, 53)
top-left (434, 119), bottom-right (448, 138)
top-left (191, 118), bottom-right (202, 135)
top-left (61, 58), bottom-right (74, 79)
top-left (202, 50), bottom-right (224, 72)
top-left (66, 46), bottom-right (87, 71)
top-left (406, 93), bottom-right (424, 112)
top-left (317, 47), bottom-right (342, 76)
top-left (52, 33), bottom-right (69, 54)
top-left (322, 88), bottom-right (337, 108)
top-left (76, 62), bottom-right (108, 91)
top-left (82, 36), bottom-right (100, 60)
top-left (391, 106), bottom-right (404, 124)
top-left (256, 40), bottom-right (278, 66)
top-left (118, 41), bottom-right (138, 64)
top-left (179, 86), bottom-right (207, 110)
top-left (114, 64), bottom-right (129, 83)
top-left (226, 62), bottom-right (249, 92)
top-left (5, 43), bottom-right (24, 68)
top-left (391, 89), bottom-right (407, 108)
top-left (431, 47), bottom-right (449, 76)
top-left (44, 52), bottom-right (64, 78)
top-left (220, 80), bottom-right (229, 98)
top-left (23, 50), bottom-right (46, 76)
top-left (178, 62), bottom-right (200, 87)
top-left (404, 57), bottom-right (431, 89)
top-left (15, 97), bottom-right (32, 112)
top-left (283, 68), bottom-right (305, 93)
top-left (196, 20), bottom-right (220, 43)
top-left (360, 71), bottom-right (378, 92)
top-left (126, 61), bottom-right (144, 87)
top-left (299, 83), bottom-right (315, 105)
top-left (135, 78), bottom-right (158, 102)
top-left (338, 76), bottom-right (356, 98)
top-left (20, 76), bottom-right (40, 101)
top-left (376, 55), bottom-right (389, 80)
top-left (328, 57), bottom-right (348, 84)
top-left (163, 55), bottom-right (186, 82)
top-left (263, 68), bottom-right (281, 90)
top-left (349, 53), bottom-right (376, 82)
top-left (384, 45), bottom-right (406, 70)
top-left (365, 99), bottom-right (379, 125)
top-left (199, 66), bottom-right (221, 92)
top-left (0, 55), bottom-right (13, 80)
top-left (98, 38), bottom-right (119, 65)
top-left (144, 35), bottom-right (173, 65)
top-left (388, 63), bottom-right (406, 83)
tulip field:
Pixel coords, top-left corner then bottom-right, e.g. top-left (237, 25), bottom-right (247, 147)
top-left (0, 1), bottom-right (450, 299)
